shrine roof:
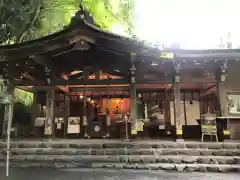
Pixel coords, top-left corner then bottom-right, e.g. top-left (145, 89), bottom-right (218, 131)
top-left (1, 13), bottom-right (240, 62)
top-left (0, 10), bottom-right (239, 88)
top-left (0, 19), bottom-right (156, 62)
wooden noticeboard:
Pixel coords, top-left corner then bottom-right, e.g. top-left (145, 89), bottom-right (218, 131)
top-left (201, 113), bottom-right (217, 134)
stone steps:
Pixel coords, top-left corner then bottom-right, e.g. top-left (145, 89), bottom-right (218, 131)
top-left (0, 162), bottom-right (239, 172)
top-left (6, 148), bottom-right (240, 156)
top-left (1, 141), bottom-right (240, 149)
top-left (2, 155), bottom-right (240, 165)
top-left (0, 141), bottom-right (240, 172)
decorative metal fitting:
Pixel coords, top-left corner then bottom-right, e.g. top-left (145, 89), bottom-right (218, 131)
top-left (175, 76), bottom-right (180, 83)
top-left (44, 67), bottom-right (50, 74)
top-left (221, 60), bottom-right (228, 74)
top-left (130, 64), bottom-right (136, 75)
top-left (174, 63), bottom-right (181, 71)
top-left (75, 40), bottom-right (90, 51)
top-left (131, 76), bottom-right (136, 84)
top-left (220, 74), bottom-right (226, 82)
top-left (222, 61), bottom-right (228, 69)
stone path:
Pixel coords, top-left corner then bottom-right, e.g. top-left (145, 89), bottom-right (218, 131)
top-left (0, 168), bottom-right (239, 180)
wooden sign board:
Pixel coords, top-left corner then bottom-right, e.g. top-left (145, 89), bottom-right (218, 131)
top-left (201, 114), bottom-right (217, 133)
top-left (160, 52), bottom-right (174, 59)
top-left (67, 117), bottom-right (80, 134)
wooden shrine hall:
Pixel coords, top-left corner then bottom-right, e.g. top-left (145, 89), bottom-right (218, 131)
top-left (1, 9), bottom-right (240, 140)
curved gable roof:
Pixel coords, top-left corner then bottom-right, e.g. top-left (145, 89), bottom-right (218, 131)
top-left (1, 11), bottom-right (240, 62)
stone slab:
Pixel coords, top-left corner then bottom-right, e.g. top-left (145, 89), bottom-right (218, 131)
top-left (0, 161), bottom-right (239, 172)
top-left (5, 153), bottom-right (240, 165)
top-left (1, 140), bottom-right (240, 150)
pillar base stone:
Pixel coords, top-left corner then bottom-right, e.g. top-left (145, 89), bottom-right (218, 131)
top-left (175, 134), bottom-right (184, 142)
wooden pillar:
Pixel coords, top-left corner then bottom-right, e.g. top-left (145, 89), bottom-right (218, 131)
top-left (216, 60), bottom-right (228, 116)
top-left (83, 68), bottom-right (89, 138)
top-left (30, 91), bottom-right (35, 132)
top-left (45, 87), bottom-right (56, 137)
top-left (6, 84), bottom-right (14, 135)
top-left (6, 83), bottom-right (14, 177)
top-left (31, 89), bottom-right (39, 134)
top-left (173, 62), bottom-right (183, 141)
top-left (64, 93), bottom-right (69, 137)
top-left (199, 98), bottom-right (204, 115)
top-left (130, 53), bottom-right (137, 136)
top-left (183, 92), bottom-right (187, 125)
top-left (1, 81), bottom-right (14, 138)
top-left (105, 85), bottom-right (110, 138)
top-left (164, 91), bottom-right (171, 128)
top-left (45, 91), bottom-right (51, 136)
top-left (50, 88), bottom-right (56, 137)
top-left (83, 85), bottom-right (88, 138)
top-left (144, 103), bottom-right (148, 120)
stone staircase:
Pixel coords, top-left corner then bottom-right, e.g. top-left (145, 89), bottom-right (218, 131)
top-left (0, 140), bottom-right (240, 172)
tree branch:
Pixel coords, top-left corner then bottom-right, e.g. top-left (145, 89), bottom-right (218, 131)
top-left (16, 4), bottom-right (41, 43)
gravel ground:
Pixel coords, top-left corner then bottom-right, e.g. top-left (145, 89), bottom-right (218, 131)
top-left (0, 168), bottom-right (239, 180)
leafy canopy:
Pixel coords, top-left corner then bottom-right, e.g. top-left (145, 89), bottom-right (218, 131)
top-left (0, 0), bottom-right (134, 44)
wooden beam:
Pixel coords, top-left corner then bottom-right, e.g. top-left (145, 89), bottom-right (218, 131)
top-left (57, 86), bottom-right (68, 92)
top-left (23, 70), bottom-right (68, 92)
top-left (29, 55), bottom-right (54, 67)
top-left (28, 55), bottom-right (70, 92)
top-left (13, 76), bottom-right (217, 86)
top-left (22, 73), bottom-right (34, 81)
top-left (200, 84), bottom-right (217, 96)
top-left (138, 77), bottom-right (215, 84)
top-left (69, 86), bottom-right (130, 92)
top-left (29, 55), bottom-right (61, 80)
top-left (68, 92), bottom-right (130, 98)
top-left (15, 86), bottom-right (34, 93)
top-left (13, 79), bottom-right (129, 86)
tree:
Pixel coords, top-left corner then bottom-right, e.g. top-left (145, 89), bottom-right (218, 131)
top-left (0, 0), bottom-right (134, 45)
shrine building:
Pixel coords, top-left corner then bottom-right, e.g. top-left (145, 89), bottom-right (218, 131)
top-left (0, 10), bottom-right (240, 141)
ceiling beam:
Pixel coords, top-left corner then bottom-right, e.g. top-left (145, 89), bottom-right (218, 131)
top-left (13, 75), bottom-right (217, 86)
top-left (28, 55), bottom-right (69, 92)
top-left (13, 79), bottom-right (129, 86)
top-left (29, 55), bottom-right (62, 79)
top-left (29, 55), bottom-right (53, 67)
top-left (69, 86), bottom-right (130, 92)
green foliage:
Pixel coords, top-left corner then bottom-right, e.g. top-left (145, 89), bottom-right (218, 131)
top-left (84, 0), bottom-right (134, 32)
top-left (14, 88), bottom-right (33, 106)
top-left (0, 0), bottom-right (134, 44)
top-left (28, 0), bottom-right (80, 42)
top-left (0, 0), bottom-right (41, 44)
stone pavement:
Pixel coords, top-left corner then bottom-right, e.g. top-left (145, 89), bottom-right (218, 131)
top-left (0, 139), bottom-right (240, 173)
top-left (0, 168), bottom-right (239, 180)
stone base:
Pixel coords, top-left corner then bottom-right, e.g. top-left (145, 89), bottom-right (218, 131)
top-left (175, 134), bottom-right (184, 142)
